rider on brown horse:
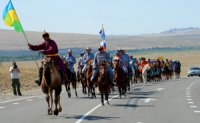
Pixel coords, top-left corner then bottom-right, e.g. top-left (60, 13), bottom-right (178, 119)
top-left (91, 46), bottom-right (113, 84)
top-left (28, 32), bottom-right (66, 86)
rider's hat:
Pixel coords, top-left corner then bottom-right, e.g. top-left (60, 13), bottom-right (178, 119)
top-left (68, 49), bottom-right (72, 53)
top-left (42, 32), bottom-right (49, 38)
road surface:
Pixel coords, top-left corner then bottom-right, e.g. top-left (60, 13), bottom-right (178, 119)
top-left (0, 77), bottom-right (200, 123)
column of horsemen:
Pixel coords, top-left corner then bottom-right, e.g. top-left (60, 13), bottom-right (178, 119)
top-left (29, 32), bottom-right (182, 97)
top-left (28, 32), bottom-right (182, 113)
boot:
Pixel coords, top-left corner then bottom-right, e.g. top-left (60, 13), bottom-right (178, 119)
top-left (35, 67), bottom-right (43, 86)
top-left (17, 87), bottom-right (22, 96)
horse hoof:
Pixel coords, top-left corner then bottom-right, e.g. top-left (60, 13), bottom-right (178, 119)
top-left (68, 93), bottom-right (71, 98)
top-left (58, 107), bottom-right (62, 112)
top-left (48, 109), bottom-right (52, 115)
top-left (54, 109), bottom-right (59, 116)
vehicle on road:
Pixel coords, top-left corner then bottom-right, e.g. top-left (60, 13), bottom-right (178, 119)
top-left (188, 67), bottom-right (200, 77)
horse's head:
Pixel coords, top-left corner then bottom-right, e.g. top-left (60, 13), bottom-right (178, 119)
top-left (99, 61), bottom-right (106, 75)
top-left (43, 58), bottom-right (52, 69)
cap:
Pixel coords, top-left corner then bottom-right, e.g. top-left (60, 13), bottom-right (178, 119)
top-left (86, 47), bottom-right (92, 50)
top-left (68, 49), bottom-right (72, 53)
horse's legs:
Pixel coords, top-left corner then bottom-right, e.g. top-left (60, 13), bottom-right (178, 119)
top-left (105, 92), bottom-right (109, 105)
top-left (46, 93), bottom-right (52, 115)
top-left (101, 93), bottom-right (104, 106)
top-left (73, 81), bottom-right (78, 97)
top-left (92, 86), bottom-right (96, 99)
top-left (54, 86), bottom-right (61, 116)
top-left (118, 85), bottom-right (121, 98)
top-left (65, 83), bottom-right (71, 98)
top-left (58, 95), bottom-right (62, 112)
top-left (49, 89), bottom-right (53, 115)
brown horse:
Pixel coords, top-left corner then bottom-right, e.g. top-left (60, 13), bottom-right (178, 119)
top-left (77, 65), bottom-right (87, 94)
top-left (41, 58), bottom-right (62, 115)
top-left (98, 62), bottom-right (111, 105)
top-left (85, 59), bottom-right (96, 98)
top-left (113, 60), bottom-right (127, 98)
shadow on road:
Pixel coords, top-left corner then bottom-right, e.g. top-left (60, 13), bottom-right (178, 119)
top-left (52, 114), bottom-right (120, 121)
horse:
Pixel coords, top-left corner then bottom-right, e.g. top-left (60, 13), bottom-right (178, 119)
top-left (142, 63), bottom-right (151, 84)
top-left (98, 62), bottom-right (111, 105)
top-left (85, 59), bottom-right (96, 98)
top-left (113, 60), bottom-right (127, 98)
top-left (77, 65), bottom-right (87, 94)
top-left (63, 61), bottom-right (78, 98)
top-left (173, 64), bottom-right (180, 79)
top-left (41, 58), bottom-right (62, 115)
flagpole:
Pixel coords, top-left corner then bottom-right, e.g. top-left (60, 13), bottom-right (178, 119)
top-left (23, 31), bottom-right (39, 69)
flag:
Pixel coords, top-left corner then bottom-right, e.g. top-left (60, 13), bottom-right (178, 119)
top-left (2, 0), bottom-right (24, 32)
top-left (99, 26), bottom-right (106, 40)
top-left (100, 40), bottom-right (106, 51)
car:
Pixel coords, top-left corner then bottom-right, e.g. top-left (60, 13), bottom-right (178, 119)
top-left (188, 67), bottom-right (200, 77)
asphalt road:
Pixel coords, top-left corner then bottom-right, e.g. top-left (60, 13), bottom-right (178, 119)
top-left (0, 77), bottom-right (200, 123)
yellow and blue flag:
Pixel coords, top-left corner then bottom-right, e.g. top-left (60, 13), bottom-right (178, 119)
top-left (2, 0), bottom-right (24, 32)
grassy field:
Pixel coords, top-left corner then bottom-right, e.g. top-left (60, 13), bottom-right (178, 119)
top-left (0, 51), bottom-right (200, 95)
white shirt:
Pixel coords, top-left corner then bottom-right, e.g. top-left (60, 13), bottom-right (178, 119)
top-left (9, 66), bottom-right (20, 79)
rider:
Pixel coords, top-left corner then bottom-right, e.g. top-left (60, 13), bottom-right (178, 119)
top-left (64, 49), bottom-right (76, 79)
top-left (130, 55), bottom-right (136, 72)
top-left (82, 47), bottom-right (94, 76)
top-left (91, 46), bottom-right (113, 83)
top-left (28, 32), bottom-right (66, 86)
top-left (120, 49), bottom-right (132, 76)
top-left (77, 52), bottom-right (85, 81)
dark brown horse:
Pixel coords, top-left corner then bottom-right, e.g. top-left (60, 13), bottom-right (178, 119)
top-left (41, 58), bottom-right (62, 115)
top-left (63, 62), bottom-right (78, 98)
top-left (98, 62), bottom-right (111, 105)
top-left (85, 59), bottom-right (96, 98)
top-left (113, 60), bottom-right (127, 98)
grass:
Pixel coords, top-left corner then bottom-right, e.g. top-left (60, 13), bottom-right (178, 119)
top-left (0, 51), bottom-right (200, 95)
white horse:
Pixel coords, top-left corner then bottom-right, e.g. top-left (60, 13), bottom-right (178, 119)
top-left (142, 64), bottom-right (151, 84)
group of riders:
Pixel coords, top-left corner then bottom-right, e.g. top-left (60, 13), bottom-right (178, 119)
top-left (28, 32), bottom-right (182, 90)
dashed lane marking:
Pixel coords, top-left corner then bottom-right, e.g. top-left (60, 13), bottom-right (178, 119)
top-left (190, 106), bottom-right (197, 108)
top-left (194, 111), bottom-right (200, 113)
top-left (13, 103), bottom-right (19, 105)
top-left (0, 107), bottom-right (5, 109)
top-left (188, 102), bottom-right (194, 104)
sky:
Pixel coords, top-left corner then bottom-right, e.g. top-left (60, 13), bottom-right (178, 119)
top-left (0, 0), bottom-right (200, 35)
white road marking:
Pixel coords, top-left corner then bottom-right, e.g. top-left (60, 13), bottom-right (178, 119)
top-left (190, 106), bottom-right (197, 108)
top-left (75, 95), bottom-right (119, 123)
top-left (187, 99), bottom-right (192, 101)
top-left (142, 98), bottom-right (156, 103)
top-left (0, 107), bottom-right (5, 109)
top-left (13, 103), bottom-right (19, 105)
top-left (194, 111), bottom-right (200, 113)
top-left (186, 96), bottom-right (191, 98)
top-left (157, 88), bottom-right (165, 91)
top-left (75, 85), bottom-right (140, 123)
top-left (136, 122), bottom-right (143, 123)
top-left (188, 102), bottom-right (194, 104)
top-left (0, 96), bottom-right (39, 104)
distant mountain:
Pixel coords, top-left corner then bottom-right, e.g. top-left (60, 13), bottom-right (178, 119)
top-left (0, 28), bottom-right (200, 51)
top-left (161, 27), bottom-right (200, 34)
